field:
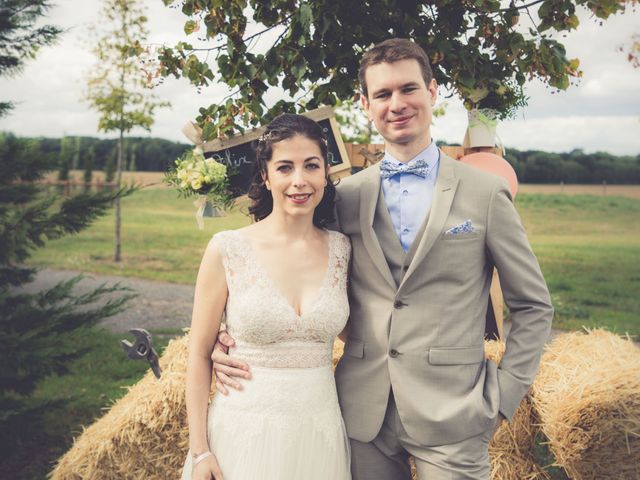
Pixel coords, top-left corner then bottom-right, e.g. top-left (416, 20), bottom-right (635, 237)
top-left (14, 184), bottom-right (639, 479)
top-left (50, 170), bottom-right (640, 198)
top-left (28, 184), bottom-right (640, 337)
top-left (519, 183), bottom-right (640, 198)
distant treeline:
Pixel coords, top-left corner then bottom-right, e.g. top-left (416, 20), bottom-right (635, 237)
top-left (0, 133), bottom-right (191, 175)
top-left (2, 132), bottom-right (639, 184)
top-left (503, 148), bottom-right (640, 184)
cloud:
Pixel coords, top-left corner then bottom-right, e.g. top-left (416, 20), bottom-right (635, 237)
top-left (0, 0), bottom-right (638, 156)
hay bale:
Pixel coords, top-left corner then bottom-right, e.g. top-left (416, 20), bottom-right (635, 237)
top-left (489, 396), bottom-right (550, 480)
top-left (332, 338), bottom-right (344, 368)
top-left (531, 329), bottom-right (640, 480)
top-left (408, 341), bottom-right (545, 480)
top-left (50, 334), bottom-right (199, 480)
top-left (485, 339), bottom-right (549, 480)
top-left (52, 337), bottom-right (548, 479)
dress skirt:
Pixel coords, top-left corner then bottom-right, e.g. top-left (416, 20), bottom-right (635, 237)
top-left (181, 364), bottom-right (351, 480)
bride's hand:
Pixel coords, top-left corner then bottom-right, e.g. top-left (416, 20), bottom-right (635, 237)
top-left (211, 331), bottom-right (251, 395)
top-left (193, 453), bottom-right (224, 480)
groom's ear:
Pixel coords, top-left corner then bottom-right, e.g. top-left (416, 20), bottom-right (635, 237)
top-left (360, 92), bottom-right (369, 109)
top-left (360, 92), bottom-right (372, 120)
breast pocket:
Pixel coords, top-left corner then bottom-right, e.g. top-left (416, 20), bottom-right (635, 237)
top-left (442, 232), bottom-right (480, 241)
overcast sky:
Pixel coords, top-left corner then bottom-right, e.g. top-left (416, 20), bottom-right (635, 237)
top-left (1, 1), bottom-right (639, 156)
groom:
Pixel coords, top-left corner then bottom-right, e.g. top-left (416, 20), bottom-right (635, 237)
top-left (213, 38), bottom-right (553, 479)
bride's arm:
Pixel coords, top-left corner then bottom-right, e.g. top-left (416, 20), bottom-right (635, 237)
top-left (186, 238), bottom-right (227, 471)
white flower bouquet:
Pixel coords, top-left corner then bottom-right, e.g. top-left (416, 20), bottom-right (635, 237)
top-left (165, 148), bottom-right (232, 228)
top-left (165, 148), bottom-right (231, 207)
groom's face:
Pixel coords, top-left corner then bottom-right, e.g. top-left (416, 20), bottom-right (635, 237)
top-left (362, 58), bottom-right (437, 150)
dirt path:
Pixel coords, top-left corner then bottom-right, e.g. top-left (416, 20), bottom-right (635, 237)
top-left (19, 268), bottom-right (637, 347)
top-left (18, 268), bottom-right (194, 333)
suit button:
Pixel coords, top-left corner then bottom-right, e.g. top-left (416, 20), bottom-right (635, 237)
top-left (389, 349), bottom-right (399, 358)
top-left (393, 300), bottom-right (405, 309)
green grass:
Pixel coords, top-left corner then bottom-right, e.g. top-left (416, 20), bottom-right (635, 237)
top-left (515, 194), bottom-right (640, 337)
top-left (3, 328), bottom-right (171, 479)
top-left (29, 189), bottom-right (251, 284)
top-left (30, 189), bottom-right (640, 337)
top-left (17, 189), bottom-right (637, 479)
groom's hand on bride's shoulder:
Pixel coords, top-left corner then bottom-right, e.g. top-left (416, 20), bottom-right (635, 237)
top-left (211, 331), bottom-right (251, 395)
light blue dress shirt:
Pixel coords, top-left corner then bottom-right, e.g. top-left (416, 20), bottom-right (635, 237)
top-left (381, 141), bottom-right (440, 252)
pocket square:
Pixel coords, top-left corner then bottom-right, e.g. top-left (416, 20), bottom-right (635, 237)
top-left (445, 219), bottom-right (475, 236)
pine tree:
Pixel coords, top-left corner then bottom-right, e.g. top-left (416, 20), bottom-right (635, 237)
top-left (0, 1), bottom-right (136, 465)
top-left (0, 131), bottom-right (136, 461)
top-left (0, 1), bottom-right (61, 118)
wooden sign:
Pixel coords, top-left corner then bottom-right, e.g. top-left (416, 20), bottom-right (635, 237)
top-left (201, 106), bottom-right (351, 197)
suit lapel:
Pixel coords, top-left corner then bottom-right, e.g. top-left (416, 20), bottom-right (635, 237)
top-left (399, 154), bottom-right (459, 289)
top-left (359, 165), bottom-right (396, 290)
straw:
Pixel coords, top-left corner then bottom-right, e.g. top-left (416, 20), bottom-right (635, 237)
top-left (50, 334), bottom-right (197, 479)
top-left (531, 329), bottom-right (640, 480)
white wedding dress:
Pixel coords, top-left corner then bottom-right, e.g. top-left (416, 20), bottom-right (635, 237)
top-left (181, 229), bottom-right (351, 480)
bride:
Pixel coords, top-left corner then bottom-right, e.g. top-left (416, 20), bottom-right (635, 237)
top-left (181, 114), bottom-right (351, 480)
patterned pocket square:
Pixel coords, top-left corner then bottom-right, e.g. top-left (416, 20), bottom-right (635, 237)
top-left (444, 219), bottom-right (476, 237)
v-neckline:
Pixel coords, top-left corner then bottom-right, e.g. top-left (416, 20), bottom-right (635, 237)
top-left (236, 230), bottom-right (334, 318)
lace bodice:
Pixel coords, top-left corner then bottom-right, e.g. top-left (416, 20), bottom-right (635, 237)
top-left (212, 229), bottom-right (350, 368)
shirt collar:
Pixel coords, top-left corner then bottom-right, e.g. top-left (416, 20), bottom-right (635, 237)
top-left (383, 140), bottom-right (439, 169)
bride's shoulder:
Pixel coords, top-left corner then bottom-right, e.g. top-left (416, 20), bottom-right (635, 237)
top-left (211, 228), bottom-right (239, 242)
top-left (209, 228), bottom-right (243, 254)
top-left (328, 230), bottom-right (351, 253)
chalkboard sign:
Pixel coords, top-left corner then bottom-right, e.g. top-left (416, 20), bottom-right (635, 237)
top-left (201, 107), bottom-right (351, 197)
top-left (205, 141), bottom-right (256, 197)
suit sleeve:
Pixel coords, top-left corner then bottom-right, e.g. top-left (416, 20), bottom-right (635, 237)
top-left (485, 182), bottom-right (554, 421)
top-left (327, 187), bottom-right (343, 233)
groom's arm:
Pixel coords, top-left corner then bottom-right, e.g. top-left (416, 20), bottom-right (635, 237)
top-left (211, 332), bottom-right (251, 394)
top-left (486, 181), bottom-right (554, 421)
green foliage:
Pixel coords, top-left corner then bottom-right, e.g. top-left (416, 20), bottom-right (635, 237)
top-left (0, 327), bottom-right (172, 478)
top-left (57, 135), bottom-right (73, 181)
top-left (105, 147), bottom-right (117, 182)
top-left (83, 145), bottom-right (95, 186)
top-left (86, 0), bottom-right (169, 136)
top-left (0, 133), bottom-right (191, 172)
top-left (334, 98), bottom-right (379, 144)
top-left (0, 131), bottom-right (136, 462)
top-left (157, 0), bottom-right (631, 137)
top-left (86, 0), bottom-right (171, 261)
top-left (0, 0), bottom-right (62, 118)
top-left (504, 148), bottom-right (640, 184)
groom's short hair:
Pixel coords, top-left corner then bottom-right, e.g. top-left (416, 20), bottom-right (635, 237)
top-left (358, 38), bottom-right (434, 98)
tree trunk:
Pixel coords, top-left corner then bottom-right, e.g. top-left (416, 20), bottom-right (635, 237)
top-left (114, 129), bottom-right (123, 262)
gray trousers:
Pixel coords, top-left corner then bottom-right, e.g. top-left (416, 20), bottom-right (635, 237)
top-left (350, 393), bottom-right (494, 480)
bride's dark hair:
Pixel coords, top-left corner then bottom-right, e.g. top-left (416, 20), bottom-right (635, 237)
top-left (248, 114), bottom-right (336, 228)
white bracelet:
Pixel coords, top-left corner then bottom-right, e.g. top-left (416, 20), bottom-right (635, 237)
top-left (193, 451), bottom-right (212, 466)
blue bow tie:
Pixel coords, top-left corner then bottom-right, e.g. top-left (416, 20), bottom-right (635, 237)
top-left (379, 157), bottom-right (432, 179)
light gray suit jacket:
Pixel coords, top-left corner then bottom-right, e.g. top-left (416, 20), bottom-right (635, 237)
top-left (333, 153), bottom-right (553, 446)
